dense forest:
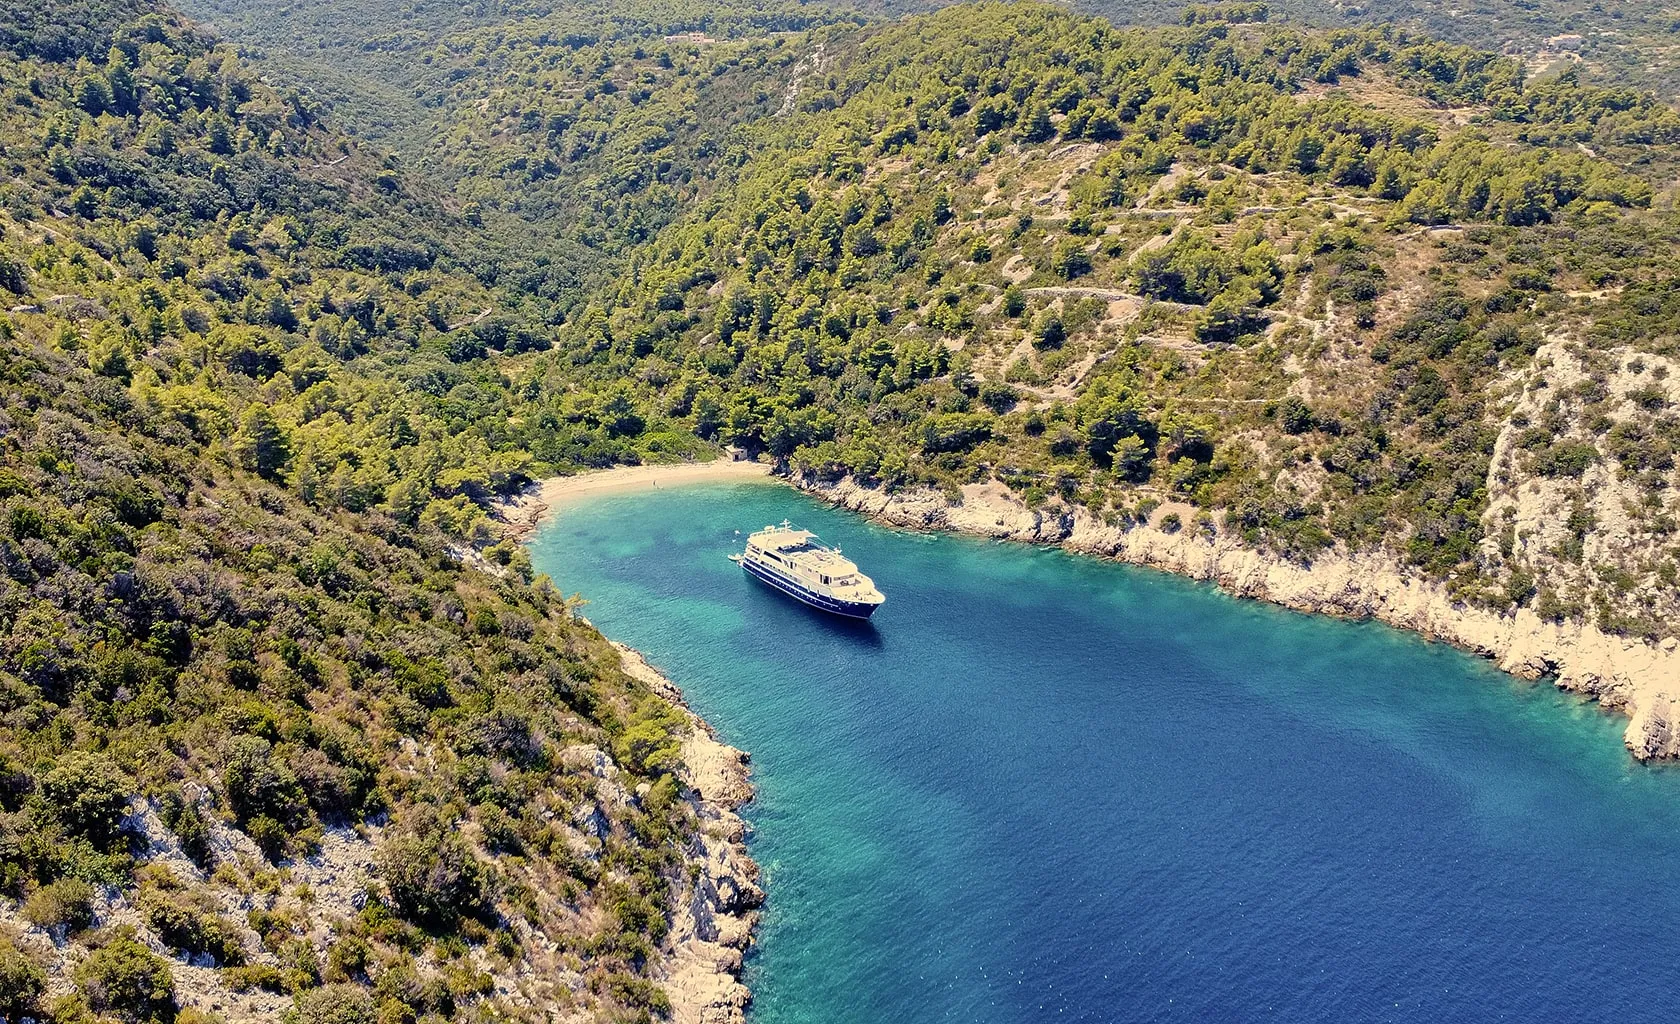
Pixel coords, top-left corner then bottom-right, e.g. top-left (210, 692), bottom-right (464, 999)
top-left (183, 0), bottom-right (1680, 109)
top-left (173, 0), bottom-right (1680, 319)
top-left (0, 2), bottom-right (722, 1021)
top-left (536, 5), bottom-right (1680, 638)
top-left (1, 0), bottom-right (1680, 1019)
top-left (1094, 0), bottom-right (1680, 98)
top-left (173, 0), bottom-right (874, 318)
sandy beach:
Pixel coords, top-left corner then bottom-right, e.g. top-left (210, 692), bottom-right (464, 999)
top-left (497, 459), bottom-right (774, 539)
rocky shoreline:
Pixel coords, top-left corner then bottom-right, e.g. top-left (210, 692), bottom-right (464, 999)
top-left (496, 489), bottom-right (550, 543)
top-left (521, 460), bottom-right (1678, 1017)
top-left (612, 643), bottom-right (763, 1024)
top-left (793, 474), bottom-right (1680, 762)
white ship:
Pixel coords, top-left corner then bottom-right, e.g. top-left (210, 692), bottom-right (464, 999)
top-left (729, 521), bottom-right (885, 619)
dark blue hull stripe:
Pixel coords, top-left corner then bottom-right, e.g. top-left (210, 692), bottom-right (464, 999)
top-left (742, 558), bottom-right (880, 619)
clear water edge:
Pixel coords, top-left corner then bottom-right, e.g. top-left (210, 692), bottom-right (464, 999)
top-left (528, 480), bottom-right (1680, 1024)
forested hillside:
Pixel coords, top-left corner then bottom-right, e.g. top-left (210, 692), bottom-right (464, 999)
top-left (175, 0), bottom-right (1680, 316)
top-left (540, 3), bottom-right (1680, 642)
top-left (1092, 0), bottom-right (1680, 99)
top-left (0, 3), bottom-right (738, 1021)
top-left (176, 0), bottom-right (873, 144)
top-left (4, 0), bottom-right (1680, 1018)
top-left (174, 0), bottom-right (875, 317)
top-left (184, 0), bottom-right (1680, 108)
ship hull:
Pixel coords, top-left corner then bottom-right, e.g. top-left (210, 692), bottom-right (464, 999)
top-left (741, 557), bottom-right (881, 619)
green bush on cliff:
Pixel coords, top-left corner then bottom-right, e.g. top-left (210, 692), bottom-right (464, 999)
top-left (375, 816), bottom-right (489, 932)
top-left (0, 936), bottom-right (46, 1021)
top-left (138, 869), bottom-right (247, 966)
top-left (36, 752), bottom-right (133, 852)
top-left (22, 878), bottom-right (98, 933)
top-left (288, 983), bottom-right (377, 1024)
top-left (75, 930), bottom-right (176, 1024)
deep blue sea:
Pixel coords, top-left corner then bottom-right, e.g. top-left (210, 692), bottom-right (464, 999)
top-left (527, 482), bottom-right (1680, 1024)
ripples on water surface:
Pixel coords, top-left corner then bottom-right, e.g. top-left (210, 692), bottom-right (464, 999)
top-left (527, 482), bottom-right (1680, 1024)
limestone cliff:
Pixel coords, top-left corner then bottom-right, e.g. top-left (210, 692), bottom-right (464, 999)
top-left (613, 643), bottom-right (763, 1024)
top-left (795, 475), bottom-right (1680, 761)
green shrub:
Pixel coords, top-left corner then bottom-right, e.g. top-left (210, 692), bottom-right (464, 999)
top-left (1530, 440), bottom-right (1598, 478)
top-left (36, 752), bottom-right (132, 851)
top-left (223, 736), bottom-right (312, 860)
top-left (475, 805), bottom-right (522, 855)
top-left (978, 381), bottom-right (1019, 414)
top-left (224, 963), bottom-right (288, 994)
top-left (1505, 569), bottom-right (1538, 607)
top-left (1278, 396), bottom-right (1315, 434)
top-left (158, 792), bottom-right (214, 869)
top-left (600, 972), bottom-right (672, 1015)
top-left (323, 935), bottom-right (372, 984)
top-left (289, 982), bottom-right (376, 1024)
top-left (242, 816), bottom-right (293, 862)
top-left (375, 817), bottom-right (486, 931)
top-left (74, 930), bottom-right (176, 1024)
top-left (275, 937), bottom-right (322, 991)
top-left (0, 936), bottom-right (45, 1020)
top-left (1054, 240), bottom-right (1092, 279)
top-left (918, 413), bottom-right (994, 455)
top-left (613, 698), bottom-right (686, 778)
top-left (370, 956), bottom-right (425, 1011)
top-left (1534, 587), bottom-right (1584, 624)
top-left (22, 877), bottom-right (97, 932)
top-left (1031, 311), bottom-right (1065, 349)
top-left (139, 881), bottom-right (246, 966)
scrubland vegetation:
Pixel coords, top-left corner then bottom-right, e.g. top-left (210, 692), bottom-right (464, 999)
top-left (2, 0), bottom-right (1680, 1018)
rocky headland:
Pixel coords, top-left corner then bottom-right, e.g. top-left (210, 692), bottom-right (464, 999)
top-left (612, 643), bottom-right (763, 1024)
top-left (794, 474), bottom-right (1680, 761)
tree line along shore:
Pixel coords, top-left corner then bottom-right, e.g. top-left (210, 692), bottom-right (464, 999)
top-left (0, 0), bottom-right (1679, 1020)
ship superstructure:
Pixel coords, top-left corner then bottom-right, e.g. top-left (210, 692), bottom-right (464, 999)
top-left (730, 521), bottom-right (885, 619)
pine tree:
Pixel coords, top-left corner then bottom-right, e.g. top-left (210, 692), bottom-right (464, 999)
top-left (931, 187), bottom-right (953, 225)
top-left (75, 75), bottom-right (111, 116)
top-left (232, 406), bottom-right (292, 479)
top-left (106, 48), bottom-right (137, 116)
top-left (294, 453), bottom-right (322, 505)
top-left (1017, 102), bottom-right (1054, 143)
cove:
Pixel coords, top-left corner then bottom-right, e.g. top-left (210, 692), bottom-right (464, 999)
top-left (527, 482), bottom-right (1680, 1024)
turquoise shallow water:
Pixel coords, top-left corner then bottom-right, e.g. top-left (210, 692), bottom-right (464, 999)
top-left (528, 482), bottom-right (1680, 1024)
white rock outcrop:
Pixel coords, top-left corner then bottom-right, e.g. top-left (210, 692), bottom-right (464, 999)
top-left (798, 475), bottom-right (1680, 760)
top-left (614, 644), bottom-right (763, 1024)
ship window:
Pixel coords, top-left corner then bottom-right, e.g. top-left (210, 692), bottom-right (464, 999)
top-left (820, 575), bottom-right (830, 584)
